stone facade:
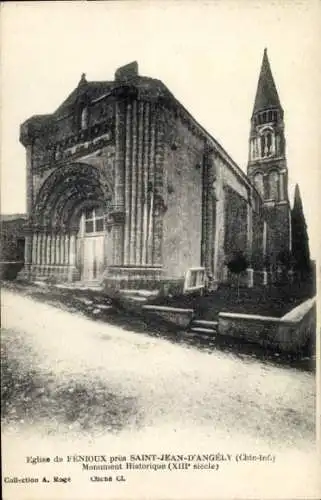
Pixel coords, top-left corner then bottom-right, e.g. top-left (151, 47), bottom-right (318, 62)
top-left (19, 55), bottom-right (287, 293)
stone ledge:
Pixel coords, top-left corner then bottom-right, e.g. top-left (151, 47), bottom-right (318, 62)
top-left (143, 305), bottom-right (194, 314)
top-left (219, 312), bottom-right (280, 322)
top-left (281, 297), bottom-right (316, 322)
top-left (142, 305), bottom-right (194, 328)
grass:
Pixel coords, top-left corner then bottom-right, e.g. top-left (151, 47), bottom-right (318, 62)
top-left (149, 280), bottom-right (315, 321)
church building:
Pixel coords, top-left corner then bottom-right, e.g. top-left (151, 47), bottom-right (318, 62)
top-left (19, 51), bottom-right (291, 294)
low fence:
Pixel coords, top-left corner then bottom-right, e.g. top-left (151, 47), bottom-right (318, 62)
top-left (218, 297), bottom-right (316, 353)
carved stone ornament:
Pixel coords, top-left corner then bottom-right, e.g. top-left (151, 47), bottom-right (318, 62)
top-left (105, 205), bottom-right (125, 229)
top-left (154, 192), bottom-right (167, 216)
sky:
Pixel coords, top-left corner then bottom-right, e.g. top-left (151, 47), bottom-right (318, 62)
top-left (1, 1), bottom-right (320, 258)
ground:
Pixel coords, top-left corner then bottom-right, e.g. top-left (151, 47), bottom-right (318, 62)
top-left (150, 279), bottom-right (316, 320)
top-left (1, 287), bottom-right (318, 499)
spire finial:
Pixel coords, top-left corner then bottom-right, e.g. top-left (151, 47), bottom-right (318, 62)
top-left (252, 48), bottom-right (282, 115)
top-left (78, 73), bottom-right (87, 86)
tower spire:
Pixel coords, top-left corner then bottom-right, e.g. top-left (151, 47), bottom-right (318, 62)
top-left (247, 49), bottom-right (291, 261)
top-left (252, 49), bottom-right (282, 116)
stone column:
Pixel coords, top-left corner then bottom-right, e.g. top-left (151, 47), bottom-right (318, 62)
top-left (142, 102), bottom-right (150, 265)
top-left (129, 99), bottom-right (138, 264)
top-left (262, 270), bottom-right (268, 285)
top-left (255, 137), bottom-right (259, 158)
top-left (153, 103), bottom-right (165, 266)
top-left (36, 233), bottom-right (41, 266)
top-left (23, 229), bottom-right (33, 279)
top-left (60, 234), bottom-right (65, 267)
top-left (279, 171), bottom-right (285, 201)
top-left (56, 234), bottom-right (60, 266)
top-left (147, 104), bottom-right (156, 265)
top-left (41, 233), bottom-right (46, 267)
top-left (215, 180), bottom-right (226, 284)
top-left (68, 232), bottom-right (77, 281)
top-left (51, 234), bottom-right (56, 265)
top-left (246, 198), bottom-right (254, 288)
top-left (263, 220), bottom-right (267, 259)
top-left (113, 99), bottom-right (126, 266)
top-left (135, 101), bottom-right (144, 265)
top-left (46, 234), bottom-right (51, 268)
top-left (124, 100), bottom-right (132, 265)
top-left (203, 152), bottom-right (217, 278)
top-left (32, 233), bottom-right (37, 265)
top-left (262, 220), bottom-right (268, 286)
top-left (247, 268), bottom-right (254, 288)
top-left (64, 234), bottom-right (70, 264)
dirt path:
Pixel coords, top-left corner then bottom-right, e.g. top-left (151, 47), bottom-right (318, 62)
top-left (1, 289), bottom-right (318, 499)
top-left (2, 289), bottom-right (315, 445)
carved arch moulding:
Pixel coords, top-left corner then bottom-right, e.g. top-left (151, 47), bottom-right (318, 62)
top-left (31, 162), bottom-right (113, 230)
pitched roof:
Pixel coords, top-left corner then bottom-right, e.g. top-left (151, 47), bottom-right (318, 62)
top-left (24, 70), bottom-right (172, 126)
top-left (252, 49), bottom-right (282, 115)
top-left (54, 78), bottom-right (115, 118)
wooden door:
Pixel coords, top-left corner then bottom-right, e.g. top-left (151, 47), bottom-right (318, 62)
top-left (79, 207), bottom-right (106, 283)
top-left (82, 235), bottom-right (104, 282)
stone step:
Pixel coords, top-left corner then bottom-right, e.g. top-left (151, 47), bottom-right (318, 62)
top-left (192, 319), bottom-right (218, 328)
top-left (54, 281), bottom-right (103, 291)
top-left (120, 289), bottom-right (159, 298)
top-left (121, 295), bottom-right (148, 303)
top-left (190, 326), bottom-right (217, 335)
top-left (97, 304), bottom-right (113, 311)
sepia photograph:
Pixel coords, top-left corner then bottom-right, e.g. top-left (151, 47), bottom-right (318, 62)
top-left (1, 1), bottom-right (320, 499)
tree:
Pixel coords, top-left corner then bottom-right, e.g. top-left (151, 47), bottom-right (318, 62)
top-left (291, 184), bottom-right (311, 279)
top-left (226, 251), bottom-right (248, 299)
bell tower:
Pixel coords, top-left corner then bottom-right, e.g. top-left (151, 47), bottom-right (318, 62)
top-left (247, 49), bottom-right (291, 262)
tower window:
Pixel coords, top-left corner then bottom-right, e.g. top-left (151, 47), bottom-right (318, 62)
top-left (260, 129), bottom-right (274, 158)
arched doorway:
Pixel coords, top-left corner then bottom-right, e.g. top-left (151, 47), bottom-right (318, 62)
top-left (30, 163), bottom-right (113, 283)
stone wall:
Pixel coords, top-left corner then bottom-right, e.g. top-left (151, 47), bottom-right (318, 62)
top-left (142, 304), bottom-right (195, 328)
top-left (103, 265), bottom-right (164, 293)
top-left (223, 185), bottom-right (248, 258)
top-left (161, 106), bottom-right (204, 279)
top-left (30, 98), bottom-right (115, 173)
top-left (218, 297), bottom-right (316, 353)
top-left (252, 193), bottom-right (265, 270)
